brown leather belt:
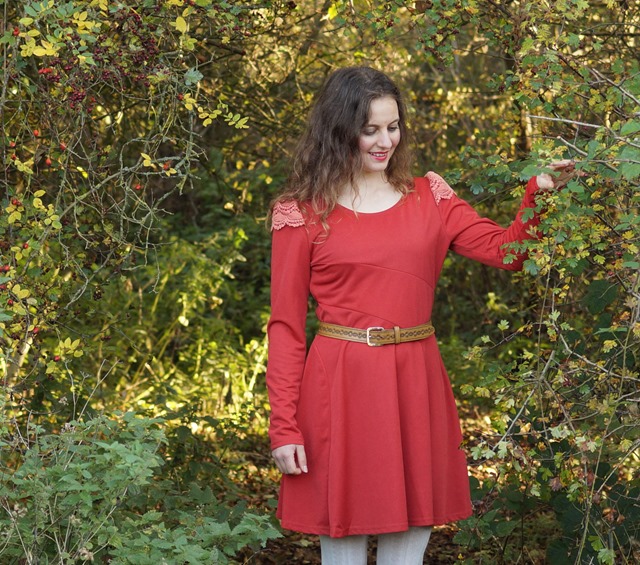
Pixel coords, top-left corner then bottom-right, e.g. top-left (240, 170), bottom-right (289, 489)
top-left (317, 321), bottom-right (435, 347)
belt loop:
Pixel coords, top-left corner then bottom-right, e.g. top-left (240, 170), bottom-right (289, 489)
top-left (393, 326), bottom-right (401, 344)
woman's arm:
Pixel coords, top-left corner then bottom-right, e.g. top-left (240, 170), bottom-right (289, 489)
top-left (266, 203), bottom-right (311, 465)
top-left (430, 161), bottom-right (578, 270)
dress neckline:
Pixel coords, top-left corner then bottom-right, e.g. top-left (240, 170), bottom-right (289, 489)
top-left (335, 193), bottom-right (405, 215)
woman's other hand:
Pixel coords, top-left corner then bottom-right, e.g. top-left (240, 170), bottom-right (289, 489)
top-left (272, 444), bottom-right (308, 475)
top-left (536, 159), bottom-right (584, 190)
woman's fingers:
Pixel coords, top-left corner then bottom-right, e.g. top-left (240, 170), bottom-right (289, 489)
top-left (548, 159), bottom-right (576, 171)
top-left (537, 160), bottom-right (586, 189)
top-left (295, 444), bottom-right (308, 474)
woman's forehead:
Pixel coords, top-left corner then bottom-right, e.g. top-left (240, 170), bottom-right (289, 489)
top-left (366, 96), bottom-right (400, 123)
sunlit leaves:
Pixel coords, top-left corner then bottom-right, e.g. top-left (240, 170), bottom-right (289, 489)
top-left (174, 16), bottom-right (188, 33)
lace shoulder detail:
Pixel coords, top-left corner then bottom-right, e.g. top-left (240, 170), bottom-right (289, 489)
top-left (426, 171), bottom-right (456, 205)
top-left (271, 200), bottom-right (305, 231)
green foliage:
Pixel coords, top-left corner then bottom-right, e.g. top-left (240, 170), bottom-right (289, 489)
top-left (1, 0), bottom-right (283, 560)
top-left (0, 407), bottom-right (279, 563)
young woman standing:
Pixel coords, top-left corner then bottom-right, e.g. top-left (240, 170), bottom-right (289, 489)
top-left (266, 66), bottom-right (575, 564)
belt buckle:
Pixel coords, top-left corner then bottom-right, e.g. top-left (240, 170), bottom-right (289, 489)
top-left (366, 326), bottom-right (385, 347)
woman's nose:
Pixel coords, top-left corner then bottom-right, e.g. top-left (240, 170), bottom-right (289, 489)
top-left (377, 131), bottom-right (392, 148)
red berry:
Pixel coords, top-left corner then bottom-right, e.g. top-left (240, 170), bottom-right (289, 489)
top-left (177, 93), bottom-right (184, 101)
top-left (9, 141), bottom-right (16, 148)
top-left (163, 161), bottom-right (171, 170)
top-left (11, 198), bottom-right (21, 206)
top-left (33, 327), bottom-right (40, 334)
top-left (23, 243), bottom-right (29, 249)
top-left (134, 184), bottom-right (142, 190)
top-left (45, 157), bottom-right (52, 166)
top-left (13, 27), bottom-right (20, 37)
top-left (33, 129), bottom-right (40, 137)
top-left (53, 355), bottom-right (61, 362)
top-left (7, 299), bottom-right (14, 306)
top-left (11, 154), bottom-right (17, 160)
top-left (59, 142), bottom-right (67, 151)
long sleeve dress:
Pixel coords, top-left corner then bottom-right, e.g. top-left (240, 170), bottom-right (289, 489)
top-left (266, 172), bottom-right (541, 538)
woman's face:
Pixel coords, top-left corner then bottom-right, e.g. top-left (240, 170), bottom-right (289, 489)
top-left (358, 96), bottom-right (401, 177)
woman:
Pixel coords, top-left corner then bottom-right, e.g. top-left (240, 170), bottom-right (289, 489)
top-left (266, 66), bottom-right (575, 564)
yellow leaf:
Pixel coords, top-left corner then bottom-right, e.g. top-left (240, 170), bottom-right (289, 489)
top-left (182, 36), bottom-right (197, 51)
top-left (175, 16), bottom-right (188, 33)
top-left (19, 17), bottom-right (34, 25)
top-left (33, 40), bottom-right (58, 56)
top-left (13, 304), bottom-right (27, 316)
top-left (33, 190), bottom-right (46, 197)
top-left (141, 153), bottom-right (153, 166)
top-left (8, 211), bottom-right (22, 224)
top-left (13, 285), bottom-right (30, 299)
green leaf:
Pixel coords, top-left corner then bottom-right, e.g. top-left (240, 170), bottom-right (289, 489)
top-left (597, 548), bottom-right (615, 565)
top-left (619, 162), bottom-right (640, 180)
top-left (583, 280), bottom-right (618, 314)
top-left (620, 120), bottom-right (640, 136)
top-left (184, 68), bottom-right (203, 86)
top-left (494, 519), bottom-right (517, 537)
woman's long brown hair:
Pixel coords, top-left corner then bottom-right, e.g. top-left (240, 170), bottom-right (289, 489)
top-left (271, 66), bottom-right (414, 226)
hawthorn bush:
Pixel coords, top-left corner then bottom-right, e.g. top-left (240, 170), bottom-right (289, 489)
top-left (0, 0), bottom-right (287, 561)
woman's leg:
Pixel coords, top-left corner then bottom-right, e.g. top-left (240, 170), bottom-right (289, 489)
top-left (320, 534), bottom-right (368, 565)
top-left (376, 527), bottom-right (432, 565)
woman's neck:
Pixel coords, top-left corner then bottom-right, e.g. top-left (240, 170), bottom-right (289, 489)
top-left (338, 173), bottom-right (400, 213)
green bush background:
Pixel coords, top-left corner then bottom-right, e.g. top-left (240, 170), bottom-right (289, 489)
top-left (1, 0), bottom-right (638, 563)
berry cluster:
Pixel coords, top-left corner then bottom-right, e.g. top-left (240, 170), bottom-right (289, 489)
top-left (34, 7), bottom-right (164, 111)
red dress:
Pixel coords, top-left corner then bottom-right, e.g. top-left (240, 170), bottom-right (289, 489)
top-left (267, 172), bottom-right (540, 538)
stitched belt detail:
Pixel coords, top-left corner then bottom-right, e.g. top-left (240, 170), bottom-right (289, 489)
top-left (317, 321), bottom-right (435, 346)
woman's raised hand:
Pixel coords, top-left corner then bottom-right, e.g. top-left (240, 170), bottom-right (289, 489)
top-left (536, 159), bottom-right (584, 190)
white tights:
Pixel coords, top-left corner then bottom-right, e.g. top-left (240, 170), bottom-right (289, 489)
top-left (319, 527), bottom-right (432, 564)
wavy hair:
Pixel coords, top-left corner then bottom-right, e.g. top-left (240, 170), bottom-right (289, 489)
top-left (272, 66), bottom-right (414, 224)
